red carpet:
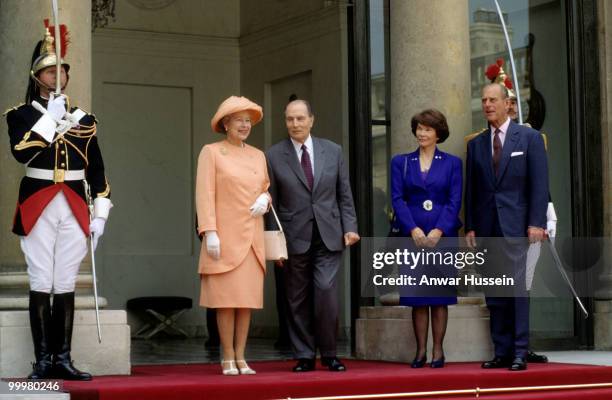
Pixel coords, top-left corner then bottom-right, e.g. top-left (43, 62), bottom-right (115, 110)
top-left (63, 360), bottom-right (612, 400)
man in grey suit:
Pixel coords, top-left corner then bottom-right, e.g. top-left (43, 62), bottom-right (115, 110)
top-left (266, 99), bottom-right (360, 372)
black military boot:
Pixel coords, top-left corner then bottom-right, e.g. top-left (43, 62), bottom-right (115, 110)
top-left (27, 291), bottom-right (53, 379)
top-left (51, 292), bottom-right (92, 381)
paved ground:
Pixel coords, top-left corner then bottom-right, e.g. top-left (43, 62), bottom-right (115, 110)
top-left (132, 337), bottom-right (610, 366)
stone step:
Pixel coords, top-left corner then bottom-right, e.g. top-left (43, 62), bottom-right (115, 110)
top-left (356, 303), bottom-right (493, 362)
top-left (0, 310), bottom-right (130, 378)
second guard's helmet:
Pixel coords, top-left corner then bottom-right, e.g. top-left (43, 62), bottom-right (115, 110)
top-left (485, 58), bottom-right (516, 99)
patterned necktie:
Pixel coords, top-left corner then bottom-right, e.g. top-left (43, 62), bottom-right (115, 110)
top-left (493, 128), bottom-right (502, 176)
top-left (301, 144), bottom-right (314, 190)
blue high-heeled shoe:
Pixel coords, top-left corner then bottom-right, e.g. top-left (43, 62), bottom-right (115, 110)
top-left (430, 357), bottom-right (445, 368)
top-left (411, 354), bottom-right (427, 368)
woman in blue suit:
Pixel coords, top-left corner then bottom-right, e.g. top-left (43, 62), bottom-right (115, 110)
top-left (390, 109), bottom-right (462, 368)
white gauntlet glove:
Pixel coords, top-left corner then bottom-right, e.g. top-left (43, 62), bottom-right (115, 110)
top-left (89, 218), bottom-right (106, 251)
top-left (31, 94), bottom-right (70, 142)
top-left (249, 193), bottom-right (269, 217)
top-left (205, 231), bottom-right (221, 260)
top-left (546, 202), bottom-right (558, 239)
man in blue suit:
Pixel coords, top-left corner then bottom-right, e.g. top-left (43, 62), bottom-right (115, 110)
top-left (465, 83), bottom-right (549, 371)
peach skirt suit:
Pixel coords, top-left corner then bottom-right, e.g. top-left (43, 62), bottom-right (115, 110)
top-left (196, 100), bottom-right (269, 309)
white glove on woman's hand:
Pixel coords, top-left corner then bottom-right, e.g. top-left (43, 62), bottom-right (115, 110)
top-left (205, 231), bottom-right (221, 260)
top-left (249, 193), bottom-right (269, 217)
top-left (89, 218), bottom-right (106, 251)
top-left (47, 94), bottom-right (67, 121)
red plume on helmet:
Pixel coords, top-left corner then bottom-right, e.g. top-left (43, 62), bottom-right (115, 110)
top-left (44, 19), bottom-right (69, 58)
top-left (26, 20), bottom-right (72, 103)
top-left (504, 76), bottom-right (513, 90)
top-left (483, 58), bottom-right (516, 98)
top-left (485, 62), bottom-right (501, 82)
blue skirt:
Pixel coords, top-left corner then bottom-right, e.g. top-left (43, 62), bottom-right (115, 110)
top-left (398, 236), bottom-right (458, 307)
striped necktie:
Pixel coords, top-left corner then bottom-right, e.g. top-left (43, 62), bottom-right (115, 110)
top-left (493, 128), bottom-right (502, 175)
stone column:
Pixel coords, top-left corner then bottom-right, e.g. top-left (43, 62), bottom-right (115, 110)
top-left (595, 0), bottom-right (612, 350)
top-left (389, 0), bottom-right (471, 156)
top-left (0, 0), bottom-right (96, 309)
top-left (388, 0), bottom-right (477, 294)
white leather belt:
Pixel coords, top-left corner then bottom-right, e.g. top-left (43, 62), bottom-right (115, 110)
top-left (26, 167), bottom-right (85, 183)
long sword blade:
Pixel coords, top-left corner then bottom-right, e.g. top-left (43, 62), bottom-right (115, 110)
top-left (545, 238), bottom-right (589, 318)
top-left (90, 235), bottom-right (102, 343)
top-left (51, 0), bottom-right (62, 95)
top-left (83, 180), bottom-right (102, 343)
top-left (493, 0), bottom-right (523, 123)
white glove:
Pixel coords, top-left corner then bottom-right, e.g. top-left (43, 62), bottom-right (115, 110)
top-left (47, 94), bottom-right (67, 122)
top-left (205, 231), bottom-right (220, 260)
top-left (249, 193), bottom-right (269, 217)
top-left (546, 202), bottom-right (558, 238)
top-left (547, 220), bottom-right (557, 238)
top-left (89, 218), bottom-right (106, 251)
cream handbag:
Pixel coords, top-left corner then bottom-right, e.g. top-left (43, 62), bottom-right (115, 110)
top-left (264, 204), bottom-right (288, 261)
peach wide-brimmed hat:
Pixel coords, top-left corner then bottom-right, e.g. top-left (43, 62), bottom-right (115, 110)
top-left (210, 96), bottom-right (263, 133)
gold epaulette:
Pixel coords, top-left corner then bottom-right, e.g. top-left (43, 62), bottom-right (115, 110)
top-left (464, 128), bottom-right (487, 149)
top-left (541, 133), bottom-right (548, 151)
top-left (3, 103), bottom-right (25, 116)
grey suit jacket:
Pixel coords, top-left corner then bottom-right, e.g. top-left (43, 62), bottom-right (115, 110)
top-left (266, 136), bottom-right (358, 255)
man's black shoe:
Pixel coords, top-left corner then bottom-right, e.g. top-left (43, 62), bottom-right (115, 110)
top-left (293, 358), bottom-right (315, 372)
top-left (526, 350), bottom-right (548, 363)
top-left (509, 357), bottom-right (527, 371)
top-left (321, 357), bottom-right (346, 372)
top-left (481, 356), bottom-right (511, 369)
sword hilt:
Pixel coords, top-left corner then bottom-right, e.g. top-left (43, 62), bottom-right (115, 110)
top-left (83, 180), bottom-right (94, 222)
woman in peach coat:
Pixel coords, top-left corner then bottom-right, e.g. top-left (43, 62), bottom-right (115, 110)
top-left (196, 96), bottom-right (270, 375)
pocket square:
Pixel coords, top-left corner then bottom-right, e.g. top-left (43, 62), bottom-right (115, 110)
top-left (511, 151), bottom-right (524, 157)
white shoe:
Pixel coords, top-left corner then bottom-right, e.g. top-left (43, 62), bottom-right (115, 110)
top-left (221, 360), bottom-right (239, 376)
top-left (236, 360), bottom-right (256, 375)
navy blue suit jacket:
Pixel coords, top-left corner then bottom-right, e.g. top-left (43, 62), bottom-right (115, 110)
top-left (465, 121), bottom-right (549, 237)
top-left (391, 147), bottom-right (463, 237)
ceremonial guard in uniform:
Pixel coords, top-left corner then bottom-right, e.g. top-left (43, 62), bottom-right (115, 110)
top-left (4, 23), bottom-right (111, 380)
top-left (464, 59), bottom-right (554, 364)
